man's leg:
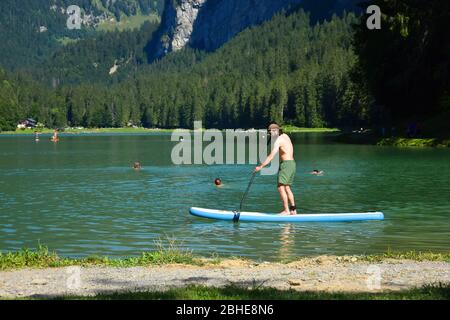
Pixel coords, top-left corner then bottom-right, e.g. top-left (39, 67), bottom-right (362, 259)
top-left (278, 184), bottom-right (290, 214)
top-left (285, 185), bottom-right (297, 215)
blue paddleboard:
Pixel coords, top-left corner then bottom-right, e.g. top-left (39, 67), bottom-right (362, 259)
top-left (189, 207), bottom-right (384, 222)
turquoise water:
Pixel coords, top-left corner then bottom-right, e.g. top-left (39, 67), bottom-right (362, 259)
top-left (0, 133), bottom-right (449, 260)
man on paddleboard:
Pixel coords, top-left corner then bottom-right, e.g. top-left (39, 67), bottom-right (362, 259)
top-left (255, 123), bottom-right (297, 215)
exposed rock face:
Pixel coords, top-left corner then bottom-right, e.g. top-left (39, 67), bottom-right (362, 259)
top-left (151, 0), bottom-right (302, 60)
top-left (172, 0), bottom-right (208, 51)
top-left (190, 0), bottom-right (303, 51)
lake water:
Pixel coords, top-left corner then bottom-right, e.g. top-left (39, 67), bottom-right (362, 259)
top-left (0, 133), bottom-right (449, 260)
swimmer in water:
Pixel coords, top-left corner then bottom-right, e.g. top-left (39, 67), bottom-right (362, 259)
top-left (50, 129), bottom-right (59, 142)
top-left (310, 169), bottom-right (324, 175)
top-left (34, 131), bottom-right (40, 142)
top-left (214, 178), bottom-right (223, 187)
top-left (133, 162), bottom-right (142, 170)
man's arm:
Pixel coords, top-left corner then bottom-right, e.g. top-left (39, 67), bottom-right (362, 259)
top-left (255, 138), bottom-right (280, 172)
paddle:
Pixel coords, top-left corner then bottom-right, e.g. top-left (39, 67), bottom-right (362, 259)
top-left (233, 171), bottom-right (257, 222)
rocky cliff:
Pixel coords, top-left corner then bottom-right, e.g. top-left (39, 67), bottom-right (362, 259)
top-left (150, 0), bottom-right (303, 60)
top-left (149, 0), bottom-right (361, 61)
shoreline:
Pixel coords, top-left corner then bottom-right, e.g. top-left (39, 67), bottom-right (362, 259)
top-left (335, 132), bottom-right (450, 148)
top-left (1, 248), bottom-right (448, 299)
top-left (0, 128), bottom-right (180, 135)
top-left (1, 247), bottom-right (449, 271)
top-left (1, 255), bottom-right (448, 299)
top-left (3, 128), bottom-right (448, 148)
top-left (0, 127), bottom-right (340, 135)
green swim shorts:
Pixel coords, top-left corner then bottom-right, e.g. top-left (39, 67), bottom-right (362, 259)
top-left (278, 160), bottom-right (296, 186)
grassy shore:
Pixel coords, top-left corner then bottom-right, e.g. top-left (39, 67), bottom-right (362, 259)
top-left (335, 132), bottom-right (450, 148)
top-left (282, 125), bottom-right (340, 133)
top-left (0, 126), bottom-right (340, 135)
top-left (336, 112), bottom-right (450, 148)
top-left (0, 244), bottom-right (206, 270)
top-left (2, 246), bottom-right (449, 300)
top-left (377, 137), bottom-right (450, 148)
top-left (1, 245), bottom-right (449, 271)
top-left (0, 128), bottom-right (179, 135)
top-left (53, 283), bottom-right (449, 300)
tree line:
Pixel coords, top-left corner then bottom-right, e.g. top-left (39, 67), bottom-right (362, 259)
top-left (2, 1), bottom-right (448, 133)
top-left (1, 10), bottom-right (373, 131)
top-left (352, 0), bottom-right (450, 131)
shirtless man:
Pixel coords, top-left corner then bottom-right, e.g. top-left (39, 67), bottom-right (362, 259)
top-left (255, 123), bottom-right (297, 215)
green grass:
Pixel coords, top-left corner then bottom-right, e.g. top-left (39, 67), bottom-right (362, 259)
top-left (62, 127), bottom-right (179, 133)
top-left (334, 111), bottom-right (450, 148)
top-left (335, 132), bottom-right (450, 148)
top-left (377, 137), bottom-right (450, 148)
top-left (275, 250), bottom-right (450, 265)
top-left (282, 125), bottom-right (340, 133)
top-left (361, 250), bottom-right (450, 263)
top-left (56, 37), bottom-right (81, 46)
top-left (1, 126), bottom-right (341, 135)
top-left (0, 128), bottom-right (54, 134)
top-left (2, 247), bottom-right (449, 300)
top-left (90, 0), bottom-right (160, 32)
top-left (1, 246), bottom-right (449, 271)
top-left (46, 283), bottom-right (450, 300)
top-left (97, 13), bottom-right (160, 32)
top-left (0, 127), bottom-right (182, 134)
top-left (0, 242), bottom-right (203, 271)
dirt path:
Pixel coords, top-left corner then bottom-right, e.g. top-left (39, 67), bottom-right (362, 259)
top-left (0, 256), bottom-right (449, 298)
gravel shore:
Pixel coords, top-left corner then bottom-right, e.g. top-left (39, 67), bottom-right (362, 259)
top-left (1, 256), bottom-right (449, 298)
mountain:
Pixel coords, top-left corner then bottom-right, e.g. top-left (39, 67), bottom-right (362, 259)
top-left (0, 0), bottom-right (361, 84)
top-left (1, 0), bottom-right (447, 136)
top-left (149, 0), bottom-right (361, 61)
top-left (1, 10), bottom-right (368, 131)
top-left (0, 0), bottom-right (164, 71)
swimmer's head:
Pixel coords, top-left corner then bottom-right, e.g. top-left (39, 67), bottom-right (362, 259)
top-left (214, 178), bottom-right (222, 186)
top-left (133, 162), bottom-right (142, 169)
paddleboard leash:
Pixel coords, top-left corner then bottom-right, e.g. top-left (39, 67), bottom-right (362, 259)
top-left (234, 171), bottom-right (257, 223)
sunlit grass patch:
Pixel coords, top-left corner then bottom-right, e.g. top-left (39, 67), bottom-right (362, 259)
top-left (1, 245), bottom-right (449, 271)
top-left (377, 137), bottom-right (450, 147)
top-left (51, 283), bottom-right (450, 300)
top-left (282, 125), bottom-right (340, 133)
top-left (0, 239), bottom-right (201, 271)
top-left (0, 244), bottom-right (72, 270)
top-left (97, 13), bottom-right (160, 32)
top-left (361, 250), bottom-right (450, 263)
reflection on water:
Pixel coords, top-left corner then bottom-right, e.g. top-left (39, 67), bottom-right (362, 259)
top-left (279, 224), bottom-right (295, 260)
top-left (0, 133), bottom-right (449, 260)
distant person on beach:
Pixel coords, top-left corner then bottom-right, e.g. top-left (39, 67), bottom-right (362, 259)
top-left (310, 169), bottom-right (324, 175)
top-left (133, 162), bottom-right (142, 170)
top-left (214, 178), bottom-right (223, 187)
top-left (255, 123), bottom-right (297, 215)
top-left (34, 131), bottom-right (40, 142)
top-left (50, 129), bottom-right (59, 142)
